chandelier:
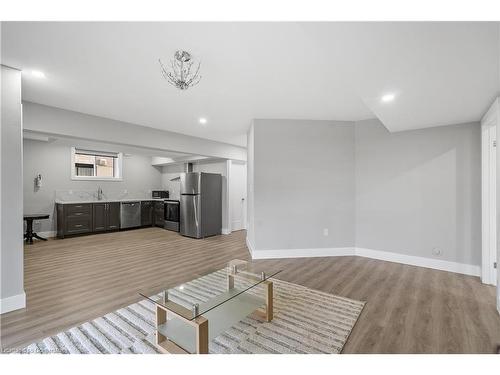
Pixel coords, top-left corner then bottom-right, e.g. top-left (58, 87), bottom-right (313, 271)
top-left (159, 50), bottom-right (202, 90)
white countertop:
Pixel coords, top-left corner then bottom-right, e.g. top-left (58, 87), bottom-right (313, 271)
top-left (55, 198), bottom-right (165, 204)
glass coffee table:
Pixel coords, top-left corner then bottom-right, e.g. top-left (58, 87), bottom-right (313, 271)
top-left (139, 259), bottom-right (282, 354)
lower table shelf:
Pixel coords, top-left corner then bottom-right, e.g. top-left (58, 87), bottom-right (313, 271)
top-left (157, 291), bottom-right (264, 354)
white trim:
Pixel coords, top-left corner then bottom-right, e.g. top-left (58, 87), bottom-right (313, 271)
top-left (355, 247), bottom-right (480, 277)
top-left (0, 291), bottom-right (26, 314)
top-left (231, 220), bottom-right (243, 231)
top-left (38, 230), bottom-right (56, 238)
top-left (224, 160), bottom-right (232, 234)
top-left (71, 176), bottom-right (124, 182)
top-left (481, 99), bottom-right (498, 285)
top-left (246, 236), bottom-right (255, 258)
top-left (245, 240), bottom-right (480, 277)
top-left (70, 147), bottom-right (123, 181)
top-left (221, 228), bottom-right (231, 235)
top-left (250, 245), bottom-right (355, 260)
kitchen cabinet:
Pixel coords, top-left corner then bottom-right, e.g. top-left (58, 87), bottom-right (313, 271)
top-left (154, 201), bottom-right (165, 227)
top-left (93, 202), bottom-right (120, 232)
top-left (141, 201), bottom-right (153, 226)
top-left (108, 202), bottom-right (120, 230)
top-left (56, 203), bottom-right (93, 238)
top-left (93, 203), bottom-right (107, 232)
top-left (57, 201), bottom-right (122, 238)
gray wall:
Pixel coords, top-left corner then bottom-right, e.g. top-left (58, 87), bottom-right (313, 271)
top-left (23, 102), bottom-right (247, 161)
top-left (355, 119), bottom-right (481, 265)
top-left (1, 65), bottom-right (24, 304)
top-left (161, 164), bottom-right (184, 200)
top-left (248, 118), bottom-right (481, 267)
top-left (23, 139), bottom-right (162, 233)
top-left (250, 119), bottom-right (355, 250)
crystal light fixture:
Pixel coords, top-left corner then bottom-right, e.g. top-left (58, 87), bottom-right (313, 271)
top-left (159, 50), bottom-right (201, 90)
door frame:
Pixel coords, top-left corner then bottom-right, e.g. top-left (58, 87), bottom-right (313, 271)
top-left (229, 160), bottom-right (247, 232)
top-left (481, 99), bottom-right (498, 286)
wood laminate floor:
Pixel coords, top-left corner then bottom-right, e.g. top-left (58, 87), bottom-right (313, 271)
top-left (1, 228), bottom-right (499, 353)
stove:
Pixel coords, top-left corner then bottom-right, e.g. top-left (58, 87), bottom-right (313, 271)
top-left (164, 199), bottom-right (180, 232)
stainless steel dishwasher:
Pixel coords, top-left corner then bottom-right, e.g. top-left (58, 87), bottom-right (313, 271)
top-left (120, 202), bottom-right (141, 229)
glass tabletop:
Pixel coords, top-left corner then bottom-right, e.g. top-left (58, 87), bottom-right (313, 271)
top-left (139, 259), bottom-right (282, 321)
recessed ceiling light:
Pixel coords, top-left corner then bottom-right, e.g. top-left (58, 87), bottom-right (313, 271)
top-left (31, 70), bottom-right (46, 78)
top-left (381, 93), bottom-right (395, 103)
top-left (199, 117), bottom-right (207, 125)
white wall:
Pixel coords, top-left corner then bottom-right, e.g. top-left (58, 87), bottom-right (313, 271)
top-left (248, 119), bottom-right (356, 251)
top-left (23, 102), bottom-right (247, 161)
top-left (23, 139), bottom-right (163, 233)
top-left (1, 65), bottom-right (25, 313)
top-left (355, 119), bottom-right (481, 266)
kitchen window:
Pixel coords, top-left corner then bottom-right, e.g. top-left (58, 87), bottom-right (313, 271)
top-left (71, 147), bottom-right (123, 181)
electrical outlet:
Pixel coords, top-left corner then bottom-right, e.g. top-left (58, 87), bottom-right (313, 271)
top-left (432, 247), bottom-right (442, 256)
top-left (323, 228), bottom-right (329, 236)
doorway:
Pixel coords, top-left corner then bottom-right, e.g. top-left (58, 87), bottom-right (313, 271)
top-left (481, 101), bottom-right (498, 286)
top-left (230, 161), bottom-right (247, 231)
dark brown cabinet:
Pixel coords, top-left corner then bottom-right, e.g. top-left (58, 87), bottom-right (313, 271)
top-left (93, 203), bottom-right (107, 232)
top-left (57, 203), bottom-right (93, 238)
top-left (93, 202), bottom-right (120, 232)
top-left (141, 201), bottom-right (153, 226)
top-left (108, 203), bottom-right (120, 230)
top-left (57, 202), bottom-right (122, 238)
top-left (154, 201), bottom-right (165, 227)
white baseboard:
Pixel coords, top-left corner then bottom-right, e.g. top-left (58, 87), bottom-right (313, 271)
top-left (245, 238), bottom-right (480, 277)
top-left (221, 228), bottom-right (231, 235)
top-left (38, 230), bottom-right (56, 238)
top-left (355, 247), bottom-right (481, 277)
top-left (246, 236), bottom-right (255, 257)
top-left (0, 291), bottom-right (26, 314)
top-left (232, 220), bottom-right (246, 231)
top-left (251, 246), bottom-right (355, 260)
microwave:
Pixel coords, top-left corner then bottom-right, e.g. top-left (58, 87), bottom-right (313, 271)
top-left (152, 190), bottom-right (169, 199)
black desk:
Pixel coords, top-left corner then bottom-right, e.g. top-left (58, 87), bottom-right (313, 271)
top-left (24, 214), bottom-right (50, 244)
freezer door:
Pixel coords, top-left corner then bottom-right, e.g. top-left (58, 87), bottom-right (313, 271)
top-left (180, 194), bottom-right (202, 238)
top-left (180, 172), bottom-right (202, 195)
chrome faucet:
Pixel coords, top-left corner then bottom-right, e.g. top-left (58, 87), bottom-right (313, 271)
top-left (97, 186), bottom-right (103, 200)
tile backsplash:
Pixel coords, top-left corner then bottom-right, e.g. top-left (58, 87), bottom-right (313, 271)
top-left (55, 188), bottom-right (157, 202)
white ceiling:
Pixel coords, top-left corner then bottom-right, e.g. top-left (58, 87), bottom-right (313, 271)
top-left (2, 22), bottom-right (499, 146)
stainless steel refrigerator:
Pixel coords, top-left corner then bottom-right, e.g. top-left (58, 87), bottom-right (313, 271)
top-left (180, 172), bottom-right (222, 238)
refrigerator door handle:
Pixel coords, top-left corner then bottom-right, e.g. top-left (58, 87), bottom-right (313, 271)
top-left (193, 197), bottom-right (199, 228)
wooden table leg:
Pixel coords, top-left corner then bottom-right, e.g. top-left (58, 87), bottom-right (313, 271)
top-left (227, 273), bottom-right (234, 290)
top-left (195, 317), bottom-right (209, 354)
top-left (264, 281), bottom-right (273, 322)
top-left (156, 305), bottom-right (167, 345)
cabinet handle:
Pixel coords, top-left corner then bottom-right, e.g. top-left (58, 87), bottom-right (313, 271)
top-left (74, 212), bottom-right (83, 216)
top-left (75, 224), bottom-right (83, 228)
top-left (75, 205), bottom-right (83, 208)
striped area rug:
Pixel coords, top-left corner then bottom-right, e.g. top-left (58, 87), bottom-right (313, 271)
top-left (19, 270), bottom-right (365, 354)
